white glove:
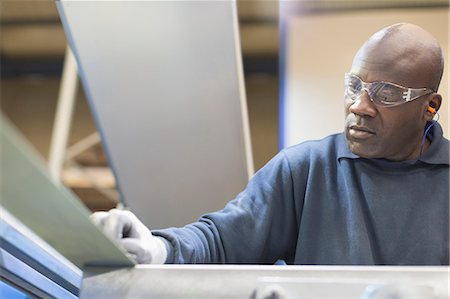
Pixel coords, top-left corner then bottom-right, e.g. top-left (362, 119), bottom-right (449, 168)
top-left (90, 209), bottom-right (167, 264)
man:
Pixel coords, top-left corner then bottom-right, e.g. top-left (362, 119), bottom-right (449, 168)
top-left (92, 23), bottom-right (449, 265)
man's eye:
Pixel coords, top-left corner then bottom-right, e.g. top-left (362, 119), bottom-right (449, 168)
top-left (351, 80), bottom-right (362, 89)
top-left (374, 88), bottom-right (398, 103)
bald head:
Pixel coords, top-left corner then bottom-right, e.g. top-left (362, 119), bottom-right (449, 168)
top-left (345, 23), bottom-right (444, 161)
top-left (351, 23), bottom-right (444, 91)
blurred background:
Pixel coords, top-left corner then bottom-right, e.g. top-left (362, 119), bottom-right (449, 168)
top-left (1, 0), bottom-right (448, 213)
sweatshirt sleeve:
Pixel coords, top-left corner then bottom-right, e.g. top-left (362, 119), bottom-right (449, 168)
top-left (152, 150), bottom-right (299, 264)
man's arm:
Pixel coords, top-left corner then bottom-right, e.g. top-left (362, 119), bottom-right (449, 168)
top-left (92, 150), bottom-right (299, 264)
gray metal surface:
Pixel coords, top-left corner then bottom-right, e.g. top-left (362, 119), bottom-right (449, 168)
top-left (57, 0), bottom-right (253, 229)
top-left (0, 115), bottom-right (134, 268)
top-left (80, 265), bottom-right (449, 299)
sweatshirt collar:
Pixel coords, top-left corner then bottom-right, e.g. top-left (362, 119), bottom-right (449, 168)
top-left (337, 122), bottom-right (449, 165)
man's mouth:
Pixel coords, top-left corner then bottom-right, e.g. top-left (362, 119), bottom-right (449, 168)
top-left (348, 125), bottom-right (376, 139)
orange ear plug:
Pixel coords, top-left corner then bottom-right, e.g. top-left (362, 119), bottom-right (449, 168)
top-left (427, 106), bottom-right (436, 114)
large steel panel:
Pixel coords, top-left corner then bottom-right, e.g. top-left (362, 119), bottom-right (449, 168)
top-left (57, 0), bottom-right (253, 229)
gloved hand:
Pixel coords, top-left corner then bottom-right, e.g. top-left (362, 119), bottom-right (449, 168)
top-left (90, 209), bottom-right (167, 264)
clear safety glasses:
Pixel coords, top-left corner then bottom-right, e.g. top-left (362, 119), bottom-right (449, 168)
top-left (344, 73), bottom-right (435, 107)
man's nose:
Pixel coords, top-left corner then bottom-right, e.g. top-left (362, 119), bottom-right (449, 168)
top-left (348, 91), bottom-right (377, 118)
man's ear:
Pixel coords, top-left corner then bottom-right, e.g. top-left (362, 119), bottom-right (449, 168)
top-left (425, 93), bottom-right (442, 121)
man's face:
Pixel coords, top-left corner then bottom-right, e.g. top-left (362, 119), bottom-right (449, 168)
top-left (344, 45), bottom-right (429, 161)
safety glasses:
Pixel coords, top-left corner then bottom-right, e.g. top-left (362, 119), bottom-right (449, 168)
top-left (344, 73), bottom-right (435, 107)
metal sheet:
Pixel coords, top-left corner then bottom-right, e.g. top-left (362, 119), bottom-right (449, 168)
top-left (0, 208), bottom-right (82, 295)
top-left (0, 115), bottom-right (134, 268)
top-left (80, 265), bottom-right (449, 299)
top-left (0, 249), bottom-right (77, 299)
top-left (57, 0), bottom-right (253, 229)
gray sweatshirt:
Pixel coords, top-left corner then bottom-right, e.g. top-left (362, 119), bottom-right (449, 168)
top-left (154, 123), bottom-right (449, 265)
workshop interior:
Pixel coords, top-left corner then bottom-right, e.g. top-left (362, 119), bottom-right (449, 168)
top-left (0, 0), bottom-right (449, 298)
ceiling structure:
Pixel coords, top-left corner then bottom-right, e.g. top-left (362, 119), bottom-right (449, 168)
top-left (0, 1), bottom-right (279, 76)
top-left (1, 0), bottom-right (447, 75)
